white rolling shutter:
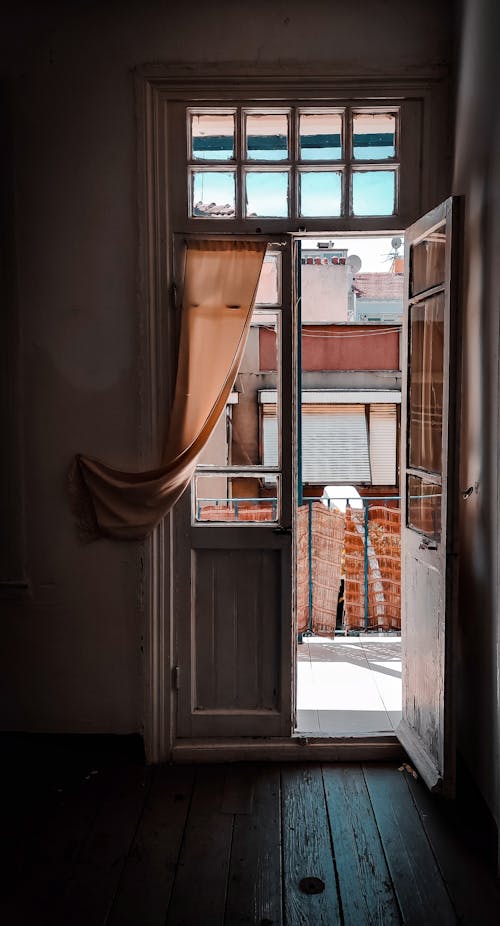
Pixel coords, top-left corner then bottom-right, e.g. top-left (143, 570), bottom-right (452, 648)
top-left (369, 403), bottom-right (397, 484)
top-left (262, 402), bottom-right (371, 482)
top-left (261, 393), bottom-right (398, 485)
top-left (301, 404), bottom-right (371, 482)
top-left (262, 407), bottom-right (279, 466)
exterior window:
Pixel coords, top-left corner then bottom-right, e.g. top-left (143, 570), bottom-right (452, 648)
top-left (187, 106), bottom-right (400, 220)
top-left (261, 393), bottom-right (398, 485)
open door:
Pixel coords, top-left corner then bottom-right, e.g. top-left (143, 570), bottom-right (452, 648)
top-left (174, 239), bottom-right (296, 740)
top-left (398, 197), bottom-right (462, 795)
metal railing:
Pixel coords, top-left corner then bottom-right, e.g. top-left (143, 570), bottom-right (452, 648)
top-left (196, 497), bottom-right (277, 520)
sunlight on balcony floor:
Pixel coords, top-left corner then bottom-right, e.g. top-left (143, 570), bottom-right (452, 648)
top-left (296, 636), bottom-right (402, 736)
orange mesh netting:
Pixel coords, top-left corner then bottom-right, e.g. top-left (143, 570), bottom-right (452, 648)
top-left (344, 504), bottom-right (401, 631)
top-left (310, 503), bottom-right (345, 636)
top-left (297, 505), bottom-right (310, 635)
top-left (198, 504), bottom-right (274, 522)
top-left (297, 502), bottom-right (345, 637)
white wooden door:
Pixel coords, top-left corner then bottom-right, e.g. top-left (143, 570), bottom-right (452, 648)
top-left (174, 240), bottom-right (296, 739)
top-left (398, 197), bottom-right (462, 795)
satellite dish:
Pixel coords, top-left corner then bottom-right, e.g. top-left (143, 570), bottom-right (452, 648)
top-left (347, 254), bottom-right (362, 274)
top-left (391, 236), bottom-right (403, 251)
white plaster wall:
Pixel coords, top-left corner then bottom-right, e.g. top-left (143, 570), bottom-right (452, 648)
top-left (301, 265), bottom-right (349, 323)
top-left (0, 0), bottom-right (453, 734)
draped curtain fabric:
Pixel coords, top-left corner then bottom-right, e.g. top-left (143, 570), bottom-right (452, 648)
top-left (69, 239), bottom-right (266, 540)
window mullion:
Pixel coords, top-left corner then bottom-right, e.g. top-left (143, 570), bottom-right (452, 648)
top-left (344, 106), bottom-right (352, 218)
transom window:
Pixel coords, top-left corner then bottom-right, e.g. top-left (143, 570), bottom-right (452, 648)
top-left (187, 106), bottom-right (399, 220)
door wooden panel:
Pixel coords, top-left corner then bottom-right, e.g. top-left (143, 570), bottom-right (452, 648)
top-left (398, 197), bottom-right (462, 795)
top-left (192, 548), bottom-right (281, 714)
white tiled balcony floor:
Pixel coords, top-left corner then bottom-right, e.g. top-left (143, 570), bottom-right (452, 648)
top-left (296, 635), bottom-right (402, 736)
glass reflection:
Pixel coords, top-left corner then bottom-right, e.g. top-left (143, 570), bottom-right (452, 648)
top-left (352, 171), bottom-right (395, 216)
top-left (191, 170), bottom-right (235, 217)
top-left (299, 171), bottom-right (342, 217)
top-left (353, 112), bottom-right (396, 160)
top-left (407, 475), bottom-right (441, 540)
top-left (245, 171), bottom-right (289, 217)
top-left (410, 225), bottom-right (446, 296)
top-left (299, 112), bottom-right (342, 160)
top-left (191, 113), bottom-right (235, 161)
top-left (409, 295), bottom-right (444, 473)
top-left (245, 113), bottom-right (289, 161)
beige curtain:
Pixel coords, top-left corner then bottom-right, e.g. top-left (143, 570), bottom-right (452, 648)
top-left (69, 239), bottom-right (266, 540)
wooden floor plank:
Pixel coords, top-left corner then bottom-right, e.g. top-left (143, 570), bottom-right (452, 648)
top-left (107, 764), bottom-right (195, 926)
top-left (363, 764), bottom-right (456, 925)
top-left (225, 764), bottom-right (282, 925)
top-left (404, 771), bottom-right (500, 926)
top-left (221, 763), bottom-right (255, 815)
top-left (281, 764), bottom-right (341, 925)
top-left (50, 764), bottom-right (152, 926)
top-left (322, 764), bottom-right (401, 926)
top-left (166, 765), bottom-right (234, 926)
top-left (2, 758), bottom-right (109, 926)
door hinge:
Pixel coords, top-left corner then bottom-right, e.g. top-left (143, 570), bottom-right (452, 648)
top-left (173, 666), bottom-right (180, 690)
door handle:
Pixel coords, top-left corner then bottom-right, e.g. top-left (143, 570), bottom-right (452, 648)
top-left (419, 536), bottom-right (438, 551)
top-left (273, 526), bottom-right (292, 535)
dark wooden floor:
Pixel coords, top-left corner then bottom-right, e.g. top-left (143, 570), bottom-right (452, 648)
top-left (2, 742), bottom-right (499, 925)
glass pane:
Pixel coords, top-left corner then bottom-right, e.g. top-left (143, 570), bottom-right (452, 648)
top-left (299, 112), bottom-right (342, 160)
top-left (409, 294), bottom-right (444, 473)
top-left (194, 474), bottom-right (279, 523)
top-left (198, 312), bottom-right (279, 468)
top-left (245, 113), bottom-right (289, 160)
top-left (191, 170), bottom-right (235, 218)
top-left (299, 171), bottom-right (342, 217)
top-left (300, 234), bottom-right (404, 325)
top-left (353, 112), bottom-right (396, 160)
top-left (191, 112), bottom-right (235, 161)
top-left (410, 224), bottom-right (446, 296)
top-left (407, 475), bottom-right (442, 540)
top-left (352, 171), bottom-right (396, 216)
top-left (255, 253), bottom-right (282, 306)
top-left (245, 171), bottom-right (289, 217)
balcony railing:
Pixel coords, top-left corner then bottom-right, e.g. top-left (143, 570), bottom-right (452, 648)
top-left (196, 495), bottom-right (401, 637)
top-left (300, 496), bottom-right (401, 638)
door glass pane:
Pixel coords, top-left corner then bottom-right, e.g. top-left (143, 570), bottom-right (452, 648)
top-left (255, 253), bottom-right (282, 306)
top-left (299, 171), bottom-right (342, 217)
top-left (353, 112), bottom-right (396, 160)
top-left (410, 223), bottom-right (446, 296)
top-left (407, 474), bottom-right (441, 540)
top-left (409, 294), bottom-right (444, 473)
top-left (244, 170), bottom-right (289, 217)
top-left (245, 113), bottom-right (289, 160)
top-left (299, 112), bottom-right (342, 160)
top-left (190, 169), bottom-right (236, 217)
top-left (198, 312), bottom-right (279, 469)
top-left (191, 112), bottom-right (235, 161)
top-left (352, 170), bottom-right (396, 216)
top-left (194, 473), bottom-right (279, 522)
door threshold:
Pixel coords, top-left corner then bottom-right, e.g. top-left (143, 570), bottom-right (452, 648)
top-left (171, 734), bottom-right (404, 764)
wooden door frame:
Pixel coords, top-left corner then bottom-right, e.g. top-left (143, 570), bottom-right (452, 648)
top-left (136, 67), bottom-right (451, 763)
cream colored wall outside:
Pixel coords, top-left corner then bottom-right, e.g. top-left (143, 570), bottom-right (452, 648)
top-left (301, 264), bottom-right (349, 323)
